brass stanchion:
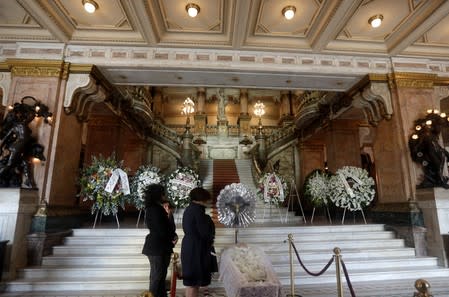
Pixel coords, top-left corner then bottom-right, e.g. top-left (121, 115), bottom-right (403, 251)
top-left (286, 233), bottom-right (301, 297)
top-left (170, 252), bottom-right (180, 297)
top-left (414, 279), bottom-right (433, 297)
top-left (333, 247), bottom-right (343, 297)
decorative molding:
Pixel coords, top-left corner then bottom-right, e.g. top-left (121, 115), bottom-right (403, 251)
top-left (389, 72), bottom-right (438, 89)
top-left (434, 86), bottom-right (449, 101)
top-left (64, 73), bottom-right (91, 108)
top-left (64, 74), bottom-right (107, 122)
top-left (0, 72), bottom-right (11, 106)
top-left (6, 59), bottom-right (66, 78)
top-left (68, 64), bottom-right (95, 73)
top-left (0, 61), bottom-right (9, 72)
top-left (352, 82), bottom-right (393, 126)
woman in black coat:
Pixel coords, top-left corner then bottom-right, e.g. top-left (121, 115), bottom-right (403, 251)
top-left (181, 187), bottom-right (217, 297)
top-left (142, 184), bottom-right (178, 297)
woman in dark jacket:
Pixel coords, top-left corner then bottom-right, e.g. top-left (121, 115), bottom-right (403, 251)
top-left (142, 184), bottom-right (178, 297)
top-left (181, 187), bottom-right (217, 297)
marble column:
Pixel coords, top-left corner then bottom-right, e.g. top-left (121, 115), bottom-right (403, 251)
top-left (152, 87), bottom-right (164, 122)
top-left (238, 89), bottom-right (251, 137)
top-left (324, 119), bottom-right (361, 173)
top-left (279, 91), bottom-right (295, 127)
top-left (368, 74), bottom-right (442, 257)
top-left (194, 87), bottom-right (207, 138)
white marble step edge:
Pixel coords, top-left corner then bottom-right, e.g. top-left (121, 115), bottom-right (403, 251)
top-left (7, 267), bottom-right (449, 292)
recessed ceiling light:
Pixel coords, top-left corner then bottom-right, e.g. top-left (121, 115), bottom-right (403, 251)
top-left (82, 0), bottom-right (98, 14)
top-left (186, 3), bottom-right (200, 18)
top-left (282, 6), bottom-right (296, 20)
top-left (368, 14), bottom-right (383, 28)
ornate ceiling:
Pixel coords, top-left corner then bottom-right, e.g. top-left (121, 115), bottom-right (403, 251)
top-left (1, 0), bottom-right (449, 57)
top-left (1, 0), bottom-right (449, 132)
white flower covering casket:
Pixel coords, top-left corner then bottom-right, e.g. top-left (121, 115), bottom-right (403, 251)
top-left (219, 245), bottom-right (281, 297)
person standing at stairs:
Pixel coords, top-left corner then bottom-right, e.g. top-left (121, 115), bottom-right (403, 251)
top-left (181, 187), bottom-right (218, 297)
top-left (142, 184), bottom-right (178, 297)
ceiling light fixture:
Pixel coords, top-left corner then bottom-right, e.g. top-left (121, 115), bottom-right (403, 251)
top-left (186, 3), bottom-right (200, 18)
top-left (368, 14), bottom-right (383, 28)
top-left (282, 6), bottom-right (296, 20)
top-left (82, 0), bottom-right (98, 14)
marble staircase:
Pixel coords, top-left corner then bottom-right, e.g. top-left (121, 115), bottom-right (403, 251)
top-left (3, 160), bottom-right (449, 296)
top-left (4, 224), bottom-right (449, 296)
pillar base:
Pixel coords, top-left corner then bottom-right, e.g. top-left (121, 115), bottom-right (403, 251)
top-left (0, 188), bottom-right (39, 280)
top-left (416, 187), bottom-right (449, 267)
top-left (371, 202), bottom-right (426, 256)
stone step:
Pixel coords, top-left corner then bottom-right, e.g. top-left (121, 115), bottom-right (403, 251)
top-left (62, 230), bottom-right (395, 246)
top-left (21, 257), bottom-right (439, 280)
top-left (51, 246), bottom-right (416, 260)
top-left (8, 266), bottom-right (449, 292)
top-left (69, 223), bottom-right (388, 237)
top-left (3, 278), bottom-right (449, 297)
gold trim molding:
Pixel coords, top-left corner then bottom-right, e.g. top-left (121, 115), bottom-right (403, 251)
top-left (69, 64), bottom-right (95, 74)
top-left (388, 72), bottom-right (437, 89)
top-left (0, 61), bottom-right (9, 72)
top-left (7, 59), bottom-right (68, 79)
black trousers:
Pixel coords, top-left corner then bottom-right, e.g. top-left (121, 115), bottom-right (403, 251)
top-left (148, 254), bottom-right (171, 297)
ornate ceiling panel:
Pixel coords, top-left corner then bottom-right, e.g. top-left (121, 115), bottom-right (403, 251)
top-left (0, 0), bottom-right (447, 56)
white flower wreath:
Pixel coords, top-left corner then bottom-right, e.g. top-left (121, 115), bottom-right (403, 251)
top-left (328, 166), bottom-right (375, 211)
top-left (304, 170), bottom-right (331, 208)
top-left (166, 167), bottom-right (201, 208)
top-left (129, 165), bottom-right (163, 210)
top-left (256, 172), bottom-right (289, 204)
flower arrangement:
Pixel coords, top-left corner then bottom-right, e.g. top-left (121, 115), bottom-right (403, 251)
top-left (166, 166), bottom-right (201, 208)
top-left (328, 166), bottom-right (375, 211)
top-left (256, 172), bottom-right (289, 204)
top-left (227, 245), bottom-right (267, 282)
top-left (78, 154), bottom-right (130, 216)
top-left (128, 165), bottom-right (163, 210)
top-left (303, 169), bottom-right (331, 208)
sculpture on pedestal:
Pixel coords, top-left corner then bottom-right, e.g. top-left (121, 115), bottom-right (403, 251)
top-left (409, 110), bottom-right (449, 189)
top-left (217, 88), bottom-right (228, 121)
top-left (0, 96), bottom-right (51, 188)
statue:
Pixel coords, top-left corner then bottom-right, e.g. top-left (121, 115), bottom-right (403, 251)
top-left (409, 112), bottom-right (449, 189)
top-left (0, 96), bottom-right (51, 188)
top-left (217, 88), bottom-right (228, 121)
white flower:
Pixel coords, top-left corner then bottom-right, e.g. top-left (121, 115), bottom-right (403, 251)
top-left (166, 167), bottom-right (201, 208)
top-left (328, 166), bottom-right (375, 211)
top-left (129, 165), bottom-right (163, 210)
top-left (304, 170), bottom-right (330, 208)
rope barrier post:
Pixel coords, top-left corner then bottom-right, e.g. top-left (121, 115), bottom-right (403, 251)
top-left (286, 233), bottom-right (301, 297)
top-left (170, 252), bottom-right (179, 297)
top-left (414, 279), bottom-right (433, 297)
top-left (333, 247), bottom-right (344, 297)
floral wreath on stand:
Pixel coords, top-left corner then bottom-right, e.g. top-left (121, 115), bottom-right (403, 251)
top-left (328, 166), bottom-right (375, 213)
top-left (303, 169), bottom-right (331, 208)
top-left (129, 165), bottom-right (163, 211)
top-left (78, 154), bottom-right (130, 218)
top-left (256, 172), bottom-right (289, 204)
top-left (166, 166), bottom-right (201, 208)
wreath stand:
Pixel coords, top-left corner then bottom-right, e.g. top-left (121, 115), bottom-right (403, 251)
top-left (285, 178), bottom-right (306, 224)
top-left (262, 199), bottom-right (283, 223)
top-left (310, 206), bottom-right (332, 224)
top-left (92, 210), bottom-right (120, 229)
top-left (136, 209), bottom-right (146, 228)
top-left (341, 208), bottom-right (367, 225)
